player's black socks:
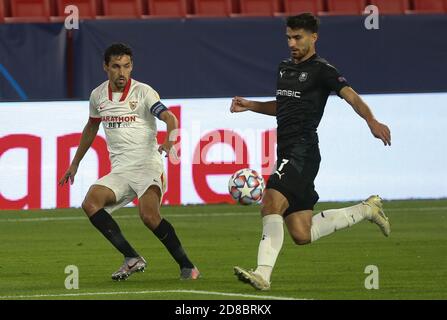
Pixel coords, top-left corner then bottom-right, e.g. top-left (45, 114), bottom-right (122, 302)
top-left (89, 209), bottom-right (139, 258)
top-left (153, 219), bottom-right (194, 269)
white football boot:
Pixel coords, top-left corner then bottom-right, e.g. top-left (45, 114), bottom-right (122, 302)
top-left (234, 266), bottom-right (271, 291)
top-left (363, 195), bottom-right (391, 237)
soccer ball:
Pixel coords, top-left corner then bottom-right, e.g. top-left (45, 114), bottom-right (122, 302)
top-left (228, 168), bottom-right (265, 205)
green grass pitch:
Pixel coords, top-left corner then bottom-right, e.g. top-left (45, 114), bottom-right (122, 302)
top-left (0, 199), bottom-right (446, 300)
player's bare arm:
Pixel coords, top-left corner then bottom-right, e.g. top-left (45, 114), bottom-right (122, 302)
top-left (58, 119), bottom-right (101, 186)
top-left (340, 86), bottom-right (391, 146)
top-left (230, 96), bottom-right (277, 116)
top-left (158, 110), bottom-right (179, 158)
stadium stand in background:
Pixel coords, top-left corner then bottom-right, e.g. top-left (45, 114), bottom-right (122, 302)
top-left (0, 0), bottom-right (446, 100)
top-left (0, 0), bottom-right (446, 22)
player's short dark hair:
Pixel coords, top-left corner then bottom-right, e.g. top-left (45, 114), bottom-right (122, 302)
top-left (104, 43), bottom-right (133, 65)
top-left (286, 13), bottom-right (320, 33)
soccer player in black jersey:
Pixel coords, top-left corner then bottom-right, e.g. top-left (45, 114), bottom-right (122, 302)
top-left (232, 14), bottom-right (392, 291)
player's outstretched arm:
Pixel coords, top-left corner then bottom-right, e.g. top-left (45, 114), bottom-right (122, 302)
top-left (230, 96), bottom-right (277, 116)
top-left (340, 87), bottom-right (391, 146)
top-left (58, 119), bottom-right (101, 186)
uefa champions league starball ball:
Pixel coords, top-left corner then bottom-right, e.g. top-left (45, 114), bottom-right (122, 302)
top-left (228, 168), bottom-right (265, 205)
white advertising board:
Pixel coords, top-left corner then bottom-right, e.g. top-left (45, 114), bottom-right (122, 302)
top-left (1, 92), bottom-right (446, 210)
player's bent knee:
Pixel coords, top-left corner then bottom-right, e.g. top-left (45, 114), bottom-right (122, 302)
top-left (261, 199), bottom-right (287, 216)
top-left (292, 237), bottom-right (311, 245)
top-left (81, 199), bottom-right (101, 217)
top-left (261, 190), bottom-right (289, 215)
top-left (290, 230), bottom-right (312, 245)
top-left (289, 226), bottom-right (312, 246)
top-left (140, 211), bottom-right (162, 230)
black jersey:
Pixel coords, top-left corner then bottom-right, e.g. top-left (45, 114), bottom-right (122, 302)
top-left (275, 54), bottom-right (349, 155)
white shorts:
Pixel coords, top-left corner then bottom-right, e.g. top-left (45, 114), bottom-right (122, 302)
top-left (93, 168), bottom-right (167, 213)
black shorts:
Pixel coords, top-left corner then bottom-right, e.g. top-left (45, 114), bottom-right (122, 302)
top-left (266, 143), bottom-right (321, 217)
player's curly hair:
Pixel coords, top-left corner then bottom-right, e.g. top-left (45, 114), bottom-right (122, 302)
top-left (104, 43), bottom-right (133, 65)
top-left (286, 13), bottom-right (320, 33)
